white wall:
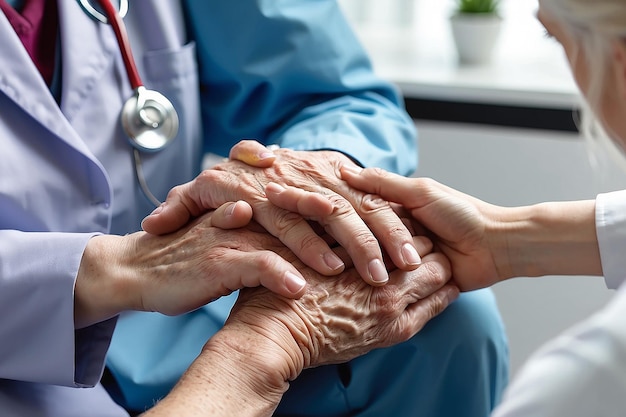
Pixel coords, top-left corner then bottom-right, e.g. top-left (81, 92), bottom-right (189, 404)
top-left (412, 120), bottom-right (626, 376)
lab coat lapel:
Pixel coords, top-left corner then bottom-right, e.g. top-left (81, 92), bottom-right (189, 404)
top-left (58, 0), bottom-right (119, 124)
top-left (0, 10), bottom-right (64, 136)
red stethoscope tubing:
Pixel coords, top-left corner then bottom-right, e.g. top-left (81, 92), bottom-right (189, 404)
top-left (87, 0), bottom-right (179, 207)
top-left (96, 0), bottom-right (142, 89)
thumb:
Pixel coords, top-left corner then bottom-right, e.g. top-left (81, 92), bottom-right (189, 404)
top-left (141, 181), bottom-right (200, 235)
top-left (142, 140), bottom-right (278, 235)
top-left (229, 139), bottom-right (277, 168)
top-left (209, 201), bottom-right (254, 229)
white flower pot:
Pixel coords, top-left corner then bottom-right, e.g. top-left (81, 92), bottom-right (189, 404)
top-left (450, 13), bottom-right (503, 65)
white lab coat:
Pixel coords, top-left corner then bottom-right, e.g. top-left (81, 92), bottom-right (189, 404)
top-left (492, 189), bottom-right (626, 417)
top-left (0, 2), bottom-right (199, 415)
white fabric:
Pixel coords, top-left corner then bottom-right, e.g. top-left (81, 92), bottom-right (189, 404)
top-left (491, 190), bottom-right (626, 416)
top-left (596, 189), bottom-right (626, 289)
top-left (492, 282), bottom-right (626, 417)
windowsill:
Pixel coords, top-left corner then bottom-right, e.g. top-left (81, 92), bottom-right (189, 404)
top-left (341, 0), bottom-right (582, 112)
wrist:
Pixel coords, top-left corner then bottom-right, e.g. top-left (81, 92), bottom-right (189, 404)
top-left (144, 325), bottom-right (297, 417)
top-left (496, 200), bottom-right (601, 278)
top-left (196, 325), bottom-right (298, 413)
top-left (206, 321), bottom-right (304, 388)
top-left (74, 234), bottom-right (138, 328)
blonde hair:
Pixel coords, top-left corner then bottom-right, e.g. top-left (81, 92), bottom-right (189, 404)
top-left (541, 0), bottom-right (626, 173)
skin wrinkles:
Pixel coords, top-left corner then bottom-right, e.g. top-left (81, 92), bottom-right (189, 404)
top-left (210, 151), bottom-right (350, 200)
top-left (146, 140), bottom-right (424, 287)
top-left (229, 246), bottom-right (452, 372)
top-left (206, 150), bottom-right (391, 281)
top-left (341, 172), bottom-right (423, 259)
top-left (127, 216), bottom-right (293, 315)
top-left (136, 172), bottom-right (458, 415)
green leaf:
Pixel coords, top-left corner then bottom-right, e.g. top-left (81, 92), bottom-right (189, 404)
top-left (457, 0), bottom-right (500, 14)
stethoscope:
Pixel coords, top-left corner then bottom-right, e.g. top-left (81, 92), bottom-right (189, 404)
top-left (78, 0), bottom-right (179, 207)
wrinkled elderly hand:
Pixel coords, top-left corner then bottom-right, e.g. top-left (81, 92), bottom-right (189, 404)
top-left (142, 140), bottom-right (421, 286)
top-left (188, 236), bottom-right (458, 416)
top-left (224, 239), bottom-right (457, 382)
top-left (74, 201), bottom-right (307, 329)
top-left (142, 231), bottom-right (457, 417)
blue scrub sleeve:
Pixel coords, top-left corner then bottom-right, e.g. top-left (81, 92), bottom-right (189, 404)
top-left (183, 0), bottom-right (418, 175)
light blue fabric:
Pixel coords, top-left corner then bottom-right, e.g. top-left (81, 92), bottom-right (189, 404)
top-left (106, 293), bottom-right (238, 408)
top-left (277, 289), bottom-right (509, 417)
top-left (109, 290), bottom-right (509, 416)
top-left (183, 0), bottom-right (418, 174)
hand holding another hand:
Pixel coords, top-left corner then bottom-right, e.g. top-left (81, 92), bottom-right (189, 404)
top-left (339, 165), bottom-right (603, 291)
top-left (146, 235), bottom-right (458, 416)
top-left (340, 166), bottom-right (507, 291)
top-left (75, 201), bottom-right (307, 329)
top-left (142, 140), bottom-right (422, 286)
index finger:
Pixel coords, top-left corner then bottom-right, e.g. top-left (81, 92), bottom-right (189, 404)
top-left (340, 165), bottom-right (423, 207)
top-left (265, 182), bottom-right (419, 285)
top-left (265, 172), bottom-right (423, 274)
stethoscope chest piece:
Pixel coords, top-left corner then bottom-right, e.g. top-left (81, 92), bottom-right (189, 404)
top-left (122, 86), bottom-right (179, 152)
top-left (82, 0), bottom-right (180, 206)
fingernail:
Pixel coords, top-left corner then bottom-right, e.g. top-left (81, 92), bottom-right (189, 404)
top-left (368, 259), bottom-right (388, 284)
top-left (149, 202), bottom-right (166, 216)
top-left (225, 201), bottom-right (238, 217)
top-left (285, 271), bottom-right (306, 294)
top-left (259, 152), bottom-right (275, 160)
top-left (266, 182), bottom-right (286, 194)
top-left (341, 165), bottom-right (363, 175)
top-left (402, 243), bottom-right (422, 266)
top-left (324, 252), bottom-right (345, 272)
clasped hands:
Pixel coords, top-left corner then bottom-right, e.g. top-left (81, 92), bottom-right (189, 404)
top-left (75, 139), bottom-right (462, 393)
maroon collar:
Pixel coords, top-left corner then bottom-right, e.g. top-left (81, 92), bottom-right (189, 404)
top-left (0, 0), bottom-right (58, 85)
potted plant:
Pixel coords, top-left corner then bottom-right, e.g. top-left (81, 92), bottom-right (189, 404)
top-left (450, 0), bottom-right (502, 65)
